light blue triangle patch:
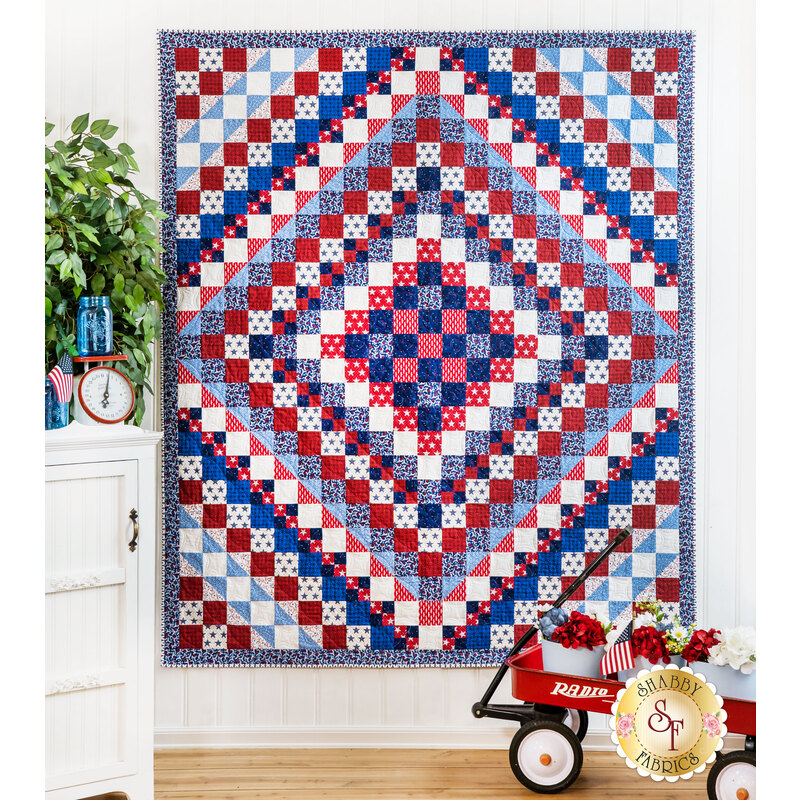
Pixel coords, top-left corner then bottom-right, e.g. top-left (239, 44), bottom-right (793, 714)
top-left (225, 74), bottom-right (248, 95)
top-left (611, 555), bottom-right (632, 577)
top-left (272, 217), bottom-right (296, 239)
top-left (584, 51), bottom-right (605, 72)
top-left (439, 98), bottom-right (464, 120)
top-left (247, 95), bottom-right (269, 117)
top-left (607, 75), bottom-right (629, 96)
top-left (585, 95), bottom-right (608, 116)
top-left (584, 430), bottom-right (608, 454)
top-left (609, 600), bottom-right (632, 621)
top-left (511, 170), bottom-right (536, 192)
top-left (274, 604), bottom-right (297, 626)
top-left (655, 359), bottom-right (676, 382)
top-left (179, 507), bottom-right (202, 529)
top-left (659, 508), bottom-right (680, 530)
top-left (537, 479), bottom-right (560, 502)
top-left (251, 582), bottom-right (272, 602)
top-left (179, 121), bottom-right (200, 143)
top-left (225, 264), bottom-right (249, 287)
top-left (295, 47), bottom-right (316, 68)
top-left (560, 218), bottom-right (582, 240)
top-left (656, 553), bottom-right (678, 574)
top-left (587, 581), bottom-right (609, 601)
top-left (179, 359), bottom-right (203, 382)
top-left (183, 552), bottom-right (204, 573)
top-left (346, 146), bottom-right (370, 170)
top-left (202, 97), bottom-right (223, 119)
top-left (633, 577), bottom-right (656, 599)
top-left (250, 239), bottom-right (272, 264)
top-left (252, 626), bottom-right (275, 646)
top-left (229, 601), bottom-right (251, 624)
top-left (633, 142), bottom-right (654, 166)
top-left (654, 122), bottom-right (676, 144)
top-left (320, 168), bottom-right (344, 193)
top-left (393, 96), bottom-right (417, 119)
top-left (631, 98), bottom-right (653, 121)
top-left (176, 167), bottom-right (198, 190)
top-left (562, 72), bottom-right (583, 93)
top-left (223, 119), bottom-right (246, 142)
top-left (537, 193), bottom-right (559, 216)
top-left (635, 532), bottom-right (657, 553)
top-left (202, 532), bottom-right (224, 554)
top-left (249, 51), bottom-right (270, 72)
top-left (464, 120), bottom-right (487, 145)
top-left (632, 382), bottom-right (653, 405)
top-left (200, 142), bottom-right (222, 164)
top-left (205, 576), bottom-right (228, 599)
top-left (396, 576), bottom-right (419, 599)
top-left (487, 145), bottom-right (512, 171)
top-left (227, 555), bottom-right (250, 577)
top-left (539, 48), bottom-right (560, 70)
top-left (297, 192), bottom-right (321, 216)
top-left (201, 289), bottom-right (226, 313)
top-left (560, 455), bottom-right (583, 476)
top-left (298, 628), bottom-right (322, 649)
top-left (658, 167), bottom-right (678, 188)
top-left (442, 576), bottom-right (463, 598)
top-left (271, 71), bottom-right (293, 91)
top-left (609, 118), bottom-right (631, 140)
top-left (466, 552), bottom-right (485, 574)
top-left (608, 407), bottom-right (630, 429)
top-left (204, 382), bottom-right (227, 407)
top-left (655, 315), bottom-right (678, 337)
top-left (368, 118), bottom-right (394, 144)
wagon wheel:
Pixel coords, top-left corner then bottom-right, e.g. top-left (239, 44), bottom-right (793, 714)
top-left (531, 704), bottom-right (589, 742)
top-left (707, 750), bottom-right (756, 800)
top-left (509, 719), bottom-right (583, 794)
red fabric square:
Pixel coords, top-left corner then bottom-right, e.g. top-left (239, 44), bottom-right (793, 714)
top-left (227, 626), bottom-right (251, 649)
top-left (179, 626), bottom-right (202, 649)
top-left (466, 503), bottom-right (489, 527)
top-left (654, 96), bottom-right (677, 119)
top-left (536, 72), bottom-right (559, 96)
top-left (538, 432), bottom-right (561, 456)
top-left (200, 166), bottom-right (224, 190)
top-left (368, 167), bottom-right (392, 190)
top-left (655, 191), bottom-right (678, 215)
top-left (272, 263), bottom-right (296, 286)
top-left (441, 143), bottom-right (464, 166)
top-left (321, 456), bottom-right (345, 479)
top-left (585, 384), bottom-right (608, 408)
top-left (323, 626), bottom-right (347, 649)
top-left (201, 334), bottom-right (224, 358)
top-left (514, 455), bottom-right (537, 479)
top-left (607, 48), bottom-right (631, 71)
top-left (633, 504), bottom-right (656, 529)
top-left (609, 360), bottom-right (631, 384)
top-left (298, 431), bottom-right (321, 455)
top-left (562, 408), bottom-right (585, 431)
top-left (584, 119), bottom-right (607, 143)
top-left (371, 504), bottom-right (394, 528)
top-left (655, 49), bottom-right (679, 71)
top-left (227, 530), bottom-right (250, 552)
top-left (274, 577), bottom-right (298, 601)
top-left (180, 576), bottom-right (203, 601)
top-left (464, 167), bottom-right (488, 190)
top-left (657, 481), bottom-right (679, 505)
top-left (346, 480), bottom-right (369, 504)
top-left (537, 239), bottom-right (560, 263)
top-left (177, 191), bottom-right (200, 214)
top-left (271, 96), bottom-right (295, 119)
top-left (488, 191), bottom-right (512, 214)
top-left (419, 552), bottom-right (442, 577)
top-left (442, 530), bottom-right (466, 552)
top-left (175, 48), bottom-right (199, 70)
top-left (609, 311), bottom-right (631, 335)
top-left (223, 48), bottom-right (247, 72)
top-left (631, 72), bottom-right (655, 96)
top-left (225, 310), bottom-right (248, 334)
top-left (607, 143), bottom-right (630, 167)
top-left (203, 601), bottom-right (227, 625)
top-left (392, 143), bottom-right (417, 166)
top-left (179, 481), bottom-right (201, 504)
top-left (561, 264), bottom-right (584, 287)
top-left (251, 552), bottom-right (275, 577)
top-left (513, 215), bottom-right (536, 238)
top-left (319, 48), bottom-right (343, 71)
top-left (631, 167), bottom-right (655, 191)
top-left (199, 71), bottom-right (223, 95)
top-left (417, 118), bottom-right (440, 141)
top-left (225, 359), bottom-right (249, 383)
top-left (296, 239), bottom-right (320, 262)
top-left (249, 382), bottom-right (273, 408)
top-left (394, 530), bottom-right (418, 552)
top-left (224, 142), bottom-right (248, 166)
top-left (298, 601), bottom-right (323, 625)
top-left (632, 335), bottom-right (655, 359)
top-left (344, 191), bottom-right (368, 213)
top-left (273, 408), bottom-right (297, 431)
top-left (490, 480), bottom-right (513, 504)
top-left (295, 71), bottom-right (319, 95)
top-left (176, 95), bottom-right (200, 119)
top-left (655, 577), bottom-right (680, 601)
top-left (512, 48), bottom-right (536, 71)
top-left (560, 96), bottom-right (583, 119)
top-left (247, 119), bottom-right (272, 142)
top-left (320, 214), bottom-right (344, 238)
top-left (249, 286), bottom-right (272, 310)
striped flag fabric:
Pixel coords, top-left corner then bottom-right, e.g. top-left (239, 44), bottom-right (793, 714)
top-left (600, 618), bottom-right (635, 676)
top-left (47, 353), bottom-right (74, 402)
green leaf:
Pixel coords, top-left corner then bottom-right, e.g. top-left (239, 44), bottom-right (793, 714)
top-left (45, 297), bottom-right (53, 316)
top-left (71, 113), bottom-right (90, 135)
top-left (118, 142), bottom-right (134, 156)
top-left (45, 121), bottom-right (55, 136)
top-left (90, 273), bottom-right (105, 294)
top-left (100, 124), bottom-right (119, 140)
top-left (114, 273), bottom-right (125, 293)
top-left (45, 233), bottom-right (63, 252)
top-left (90, 119), bottom-right (110, 135)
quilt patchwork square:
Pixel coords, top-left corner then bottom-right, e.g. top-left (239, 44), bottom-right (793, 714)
top-left (160, 31), bottom-right (694, 666)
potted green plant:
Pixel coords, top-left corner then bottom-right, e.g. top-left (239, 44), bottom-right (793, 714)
top-left (45, 113), bottom-right (167, 425)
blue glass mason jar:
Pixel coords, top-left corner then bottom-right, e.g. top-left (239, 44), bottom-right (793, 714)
top-left (77, 296), bottom-right (113, 357)
top-left (45, 376), bottom-right (69, 430)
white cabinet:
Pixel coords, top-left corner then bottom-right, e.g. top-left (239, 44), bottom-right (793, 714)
top-left (45, 423), bottom-right (161, 800)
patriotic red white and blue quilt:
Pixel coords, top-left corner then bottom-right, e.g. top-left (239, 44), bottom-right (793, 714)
top-left (159, 31), bottom-right (695, 666)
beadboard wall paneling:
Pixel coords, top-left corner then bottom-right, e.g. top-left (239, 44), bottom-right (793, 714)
top-left (44, 0), bottom-right (755, 748)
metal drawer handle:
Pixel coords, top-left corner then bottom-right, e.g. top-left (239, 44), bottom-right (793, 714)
top-left (129, 508), bottom-right (139, 552)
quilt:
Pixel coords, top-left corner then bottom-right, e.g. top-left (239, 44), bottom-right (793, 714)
top-left (159, 31), bottom-right (695, 666)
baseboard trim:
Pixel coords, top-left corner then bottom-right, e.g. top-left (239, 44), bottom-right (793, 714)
top-left (153, 725), bottom-right (648, 751)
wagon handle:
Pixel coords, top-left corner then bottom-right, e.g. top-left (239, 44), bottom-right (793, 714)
top-left (472, 526), bottom-right (631, 720)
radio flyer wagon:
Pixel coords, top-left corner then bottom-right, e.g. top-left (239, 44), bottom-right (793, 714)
top-left (472, 528), bottom-right (756, 798)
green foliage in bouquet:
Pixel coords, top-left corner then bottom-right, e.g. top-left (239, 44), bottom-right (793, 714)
top-left (45, 113), bottom-right (167, 425)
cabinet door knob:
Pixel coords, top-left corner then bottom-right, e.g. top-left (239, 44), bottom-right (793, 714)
top-left (128, 508), bottom-right (139, 552)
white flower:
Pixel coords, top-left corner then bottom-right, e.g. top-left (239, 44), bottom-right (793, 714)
top-left (634, 612), bottom-right (658, 629)
top-left (707, 626), bottom-right (756, 674)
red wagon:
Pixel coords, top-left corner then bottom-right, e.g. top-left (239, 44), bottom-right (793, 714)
top-left (472, 529), bottom-right (756, 798)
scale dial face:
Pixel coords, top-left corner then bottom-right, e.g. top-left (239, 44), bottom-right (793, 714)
top-left (78, 366), bottom-right (135, 424)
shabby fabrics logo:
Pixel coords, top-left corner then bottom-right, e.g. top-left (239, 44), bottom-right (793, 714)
top-left (610, 664), bottom-right (727, 781)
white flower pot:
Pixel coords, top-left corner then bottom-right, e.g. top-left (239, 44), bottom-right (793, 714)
top-left (540, 638), bottom-right (604, 679)
top-left (693, 662), bottom-right (756, 701)
top-left (616, 654), bottom-right (683, 683)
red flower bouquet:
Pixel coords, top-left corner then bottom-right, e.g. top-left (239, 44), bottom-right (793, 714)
top-left (551, 611), bottom-right (607, 651)
top-left (631, 625), bottom-right (671, 665)
top-left (681, 628), bottom-right (720, 664)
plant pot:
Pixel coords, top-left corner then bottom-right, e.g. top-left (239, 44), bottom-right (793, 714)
top-left (616, 654), bottom-right (683, 683)
top-left (691, 662), bottom-right (756, 701)
top-left (540, 638), bottom-right (604, 678)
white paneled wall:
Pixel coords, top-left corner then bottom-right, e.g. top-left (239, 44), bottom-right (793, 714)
top-left (44, 0), bottom-right (755, 748)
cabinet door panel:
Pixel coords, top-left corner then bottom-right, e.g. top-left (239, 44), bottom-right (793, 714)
top-left (45, 461), bottom-right (138, 791)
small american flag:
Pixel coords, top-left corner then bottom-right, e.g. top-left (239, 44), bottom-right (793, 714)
top-left (600, 618), bottom-right (634, 676)
top-left (47, 353), bottom-right (74, 402)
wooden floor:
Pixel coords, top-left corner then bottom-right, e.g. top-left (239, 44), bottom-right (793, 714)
top-left (154, 748), bottom-right (708, 799)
